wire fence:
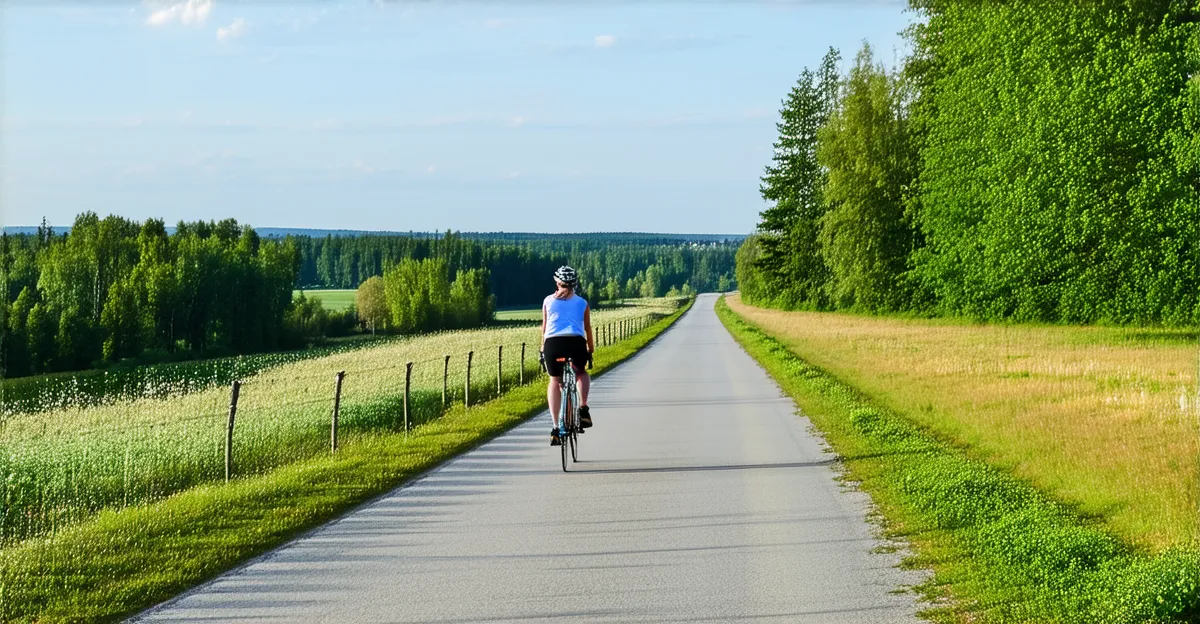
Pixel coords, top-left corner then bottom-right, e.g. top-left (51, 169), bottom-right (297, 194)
top-left (0, 306), bottom-right (678, 546)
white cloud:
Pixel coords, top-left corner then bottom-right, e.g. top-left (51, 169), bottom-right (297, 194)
top-left (216, 18), bottom-right (249, 42)
top-left (145, 0), bottom-right (213, 26)
top-left (509, 116), bottom-right (526, 127)
top-left (594, 35), bottom-right (617, 49)
top-left (426, 164), bottom-right (437, 174)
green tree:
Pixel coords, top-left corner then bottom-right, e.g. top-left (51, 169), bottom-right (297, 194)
top-left (734, 235), bottom-right (768, 302)
top-left (383, 258), bottom-right (451, 333)
top-left (257, 237), bottom-right (301, 350)
top-left (55, 306), bottom-right (93, 371)
top-left (6, 287), bottom-right (34, 376)
top-left (909, 0), bottom-right (1199, 324)
top-left (602, 278), bottom-right (621, 302)
top-left (449, 268), bottom-right (492, 328)
top-left (26, 303), bottom-right (55, 375)
top-left (356, 275), bottom-right (388, 334)
top-left (754, 47), bottom-right (841, 308)
top-left (816, 42), bottom-right (918, 311)
top-left (641, 264), bottom-right (664, 298)
top-left (101, 275), bottom-right (143, 362)
top-left (283, 293), bottom-right (329, 347)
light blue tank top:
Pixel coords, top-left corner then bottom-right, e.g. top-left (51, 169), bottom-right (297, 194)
top-left (543, 293), bottom-right (588, 338)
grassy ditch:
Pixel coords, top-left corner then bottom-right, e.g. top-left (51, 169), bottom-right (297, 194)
top-left (715, 296), bottom-right (1198, 623)
top-left (0, 298), bottom-right (693, 623)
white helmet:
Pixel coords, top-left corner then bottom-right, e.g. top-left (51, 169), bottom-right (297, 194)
top-left (554, 265), bottom-right (578, 288)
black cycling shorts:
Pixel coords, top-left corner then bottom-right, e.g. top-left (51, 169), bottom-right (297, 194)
top-left (543, 335), bottom-right (590, 377)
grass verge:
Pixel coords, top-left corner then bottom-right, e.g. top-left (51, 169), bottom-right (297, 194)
top-left (0, 298), bottom-right (693, 623)
top-left (715, 295), bottom-right (1198, 623)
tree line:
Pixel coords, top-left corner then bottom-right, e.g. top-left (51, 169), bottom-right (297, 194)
top-left (3, 215), bottom-right (733, 379)
top-left (739, 0), bottom-right (1200, 325)
top-left (295, 234), bottom-right (737, 307)
top-left (3, 214), bottom-right (303, 378)
top-left (353, 259), bottom-right (492, 335)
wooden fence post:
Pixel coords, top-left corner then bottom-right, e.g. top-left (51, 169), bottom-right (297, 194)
top-left (404, 362), bottom-right (413, 432)
top-left (520, 343), bottom-right (526, 384)
top-left (497, 345), bottom-right (503, 396)
top-left (465, 351), bottom-right (473, 408)
top-left (331, 371), bottom-right (345, 453)
top-left (442, 355), bottom-right (450, 409)
top-left (225, 380), bottom-right (241, 482)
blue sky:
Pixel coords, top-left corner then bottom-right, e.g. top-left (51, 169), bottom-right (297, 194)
top-left (1, 1), bottom-right (916, 234)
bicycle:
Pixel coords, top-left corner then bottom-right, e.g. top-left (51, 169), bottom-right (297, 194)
top-left (541, 352), bottom-right (586, 471)
top-left (554, 356), bottom-right (581, 472)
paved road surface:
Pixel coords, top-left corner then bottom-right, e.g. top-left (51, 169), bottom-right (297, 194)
top-left (133, 294), bottom-right (924, 623)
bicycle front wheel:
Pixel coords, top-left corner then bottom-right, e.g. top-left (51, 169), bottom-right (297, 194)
top-left (569, 386), bottom-right (580, 462)
top-left (561, 394), bottom-right (571, 472)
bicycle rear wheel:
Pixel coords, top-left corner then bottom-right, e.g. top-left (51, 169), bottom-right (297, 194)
top-left (561, 392), bottom-right (571, 472)
top-left (569, 385), bottom-right (580, 462)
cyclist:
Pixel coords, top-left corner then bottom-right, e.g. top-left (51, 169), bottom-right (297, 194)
top-left (540, 265), bottom-right (594, 446)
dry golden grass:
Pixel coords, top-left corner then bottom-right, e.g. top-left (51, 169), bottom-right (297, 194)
top-left (727, 295), bottom-right (1200, 551)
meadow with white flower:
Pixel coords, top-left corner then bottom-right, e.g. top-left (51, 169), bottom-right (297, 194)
top-left (0, 298), bottom-right (685, 546)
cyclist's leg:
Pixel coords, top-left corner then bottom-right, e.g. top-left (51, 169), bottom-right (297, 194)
top-left (543, 338), bottom-right (568, 431)
top-left (569, 336), bottom-right (591, 408)
top-left (576, 368), bottom-right (590, 407)
top-left (547, 375), bottom-right (562, 428)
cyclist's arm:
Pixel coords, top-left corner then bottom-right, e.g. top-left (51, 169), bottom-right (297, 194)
top-left (584, 305), bottom-right (594, 353)
top-left (540, 303), bottom-right (547, 351)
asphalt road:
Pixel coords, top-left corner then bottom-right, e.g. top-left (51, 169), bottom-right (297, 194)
top-left (132, 293), bottom-right (925, 623)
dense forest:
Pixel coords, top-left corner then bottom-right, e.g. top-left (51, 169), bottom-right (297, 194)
top-left (2, 214), bottom-right (306, 378)
top-left (0, 216), bottom-right (495, 378)
top-left (295, 234), bottom-right (737, 307)
top-left (739, 0), bottom-right (1200, 326)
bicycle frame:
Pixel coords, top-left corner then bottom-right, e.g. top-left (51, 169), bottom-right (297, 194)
top-left (555, 357), bottom-right (580, 471)
top-left (557, 358), bottom-right (579, 435)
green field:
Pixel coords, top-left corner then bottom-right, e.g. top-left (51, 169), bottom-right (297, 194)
top-left (494, 307), bottom-right (541, 322)
top-left (294, 289), bottom-right (357, 311)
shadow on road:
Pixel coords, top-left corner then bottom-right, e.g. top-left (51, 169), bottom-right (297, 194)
top-left (571, 459), bottom-right (836, 475)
